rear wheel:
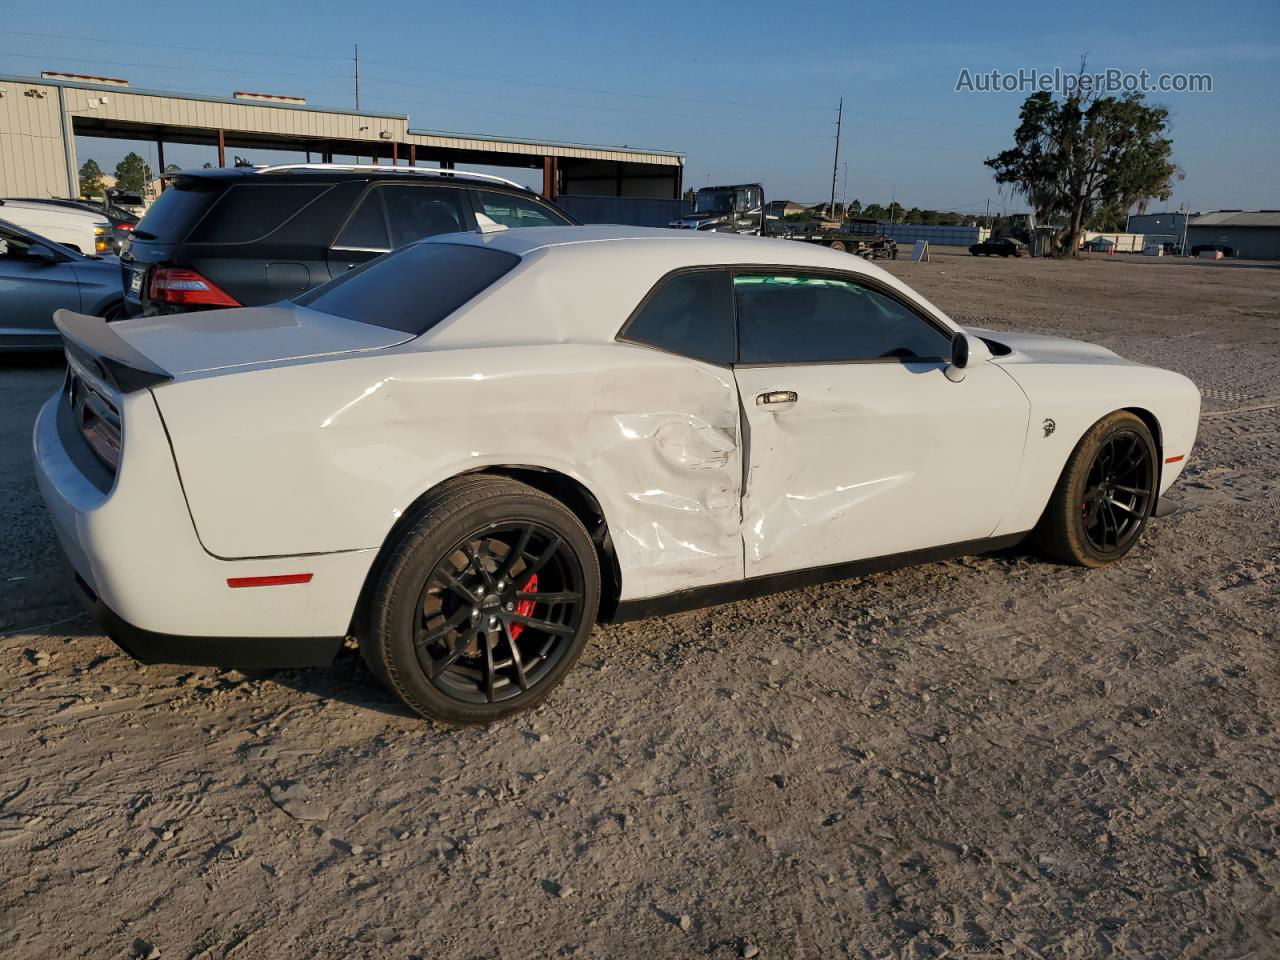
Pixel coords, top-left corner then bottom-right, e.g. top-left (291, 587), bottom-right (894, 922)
top-left (1032, 411), bottom-right (1157, 566)
top-left (361, 477), bottom-right (600, 724)
top-left (829, 240), bottom-right (848, 253)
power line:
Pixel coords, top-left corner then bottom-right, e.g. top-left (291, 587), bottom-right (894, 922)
top-left (2, 28), bottom-right (350, 61)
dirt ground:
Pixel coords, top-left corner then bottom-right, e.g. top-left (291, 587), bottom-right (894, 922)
top-left (1, 250), bottom-right (1277, 960)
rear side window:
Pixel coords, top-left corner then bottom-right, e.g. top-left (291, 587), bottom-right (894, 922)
top-left (187, 184), bottom-right (332, 243)
top-left (334, 184), bottom-right (470, 251)
top-left (295, 242), bottom-right (519, 335)
top-left (620, 269), bottom-right (734, 365)
top-left (473, 190), bottom-right (569, 229)
top-left (131, 178), bottom-right (222, 241)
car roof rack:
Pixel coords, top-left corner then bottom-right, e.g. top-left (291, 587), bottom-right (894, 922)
top-left (251, 163), bottom-right (528, 191)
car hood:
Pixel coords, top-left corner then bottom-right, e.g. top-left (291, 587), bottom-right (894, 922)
top-left (967, 327), bottom-right (1128, 365)
top-left (110, 304), bottom-right (414, 376)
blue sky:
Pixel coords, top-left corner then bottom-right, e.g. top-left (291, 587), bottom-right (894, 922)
top-left (3, 0), bottom-right (1277, 212)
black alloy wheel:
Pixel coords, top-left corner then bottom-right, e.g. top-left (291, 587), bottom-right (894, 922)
top-left (1032, 411), bottom-right (1159, 567)
top-left (361, 476), bottom-right (600, 724)
top-left (1078, 430), bottom-right (1153, 555)
top-left (415, 520), bottom-right (585, 705)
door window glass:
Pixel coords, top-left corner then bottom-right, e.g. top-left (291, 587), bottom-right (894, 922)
top-left (735, 274), bottom-right (951, 364)
top-left (473, 190), bottom-right (569, 229)
top-left (333, 189), bottom-right (389, 250)
top-left (379, 185), bottom-right (469, 246)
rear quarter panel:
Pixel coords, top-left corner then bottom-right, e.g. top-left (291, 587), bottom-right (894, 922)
top-left (151, 342), bottom-right (744, 601)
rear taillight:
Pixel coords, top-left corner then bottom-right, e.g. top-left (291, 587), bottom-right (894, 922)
top-left (68, 372), bottom-right (121, 473)
top-left (117, 222), bottom-right (134, 232)
top-left (148, 267), bottom-right (240, 307)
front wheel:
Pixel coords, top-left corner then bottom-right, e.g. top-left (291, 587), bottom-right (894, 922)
top-left (361, 477), bottom-right (600, 724)
top-left (1032, 411), bottom-right (1158, 566)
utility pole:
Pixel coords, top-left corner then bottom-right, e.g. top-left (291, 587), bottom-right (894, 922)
top-left (354, 44), bottom-right (361, 111)
top-left (829, 97), bottom-right (842, 218)
top-left (985, 198), bottom-right (990, 232)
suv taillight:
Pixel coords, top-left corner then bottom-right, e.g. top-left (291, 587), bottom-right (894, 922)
top-left (148, 267), bottom-right (241, 307)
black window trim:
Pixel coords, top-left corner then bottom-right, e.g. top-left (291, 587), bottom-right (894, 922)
top-left (181, 181), bottom-right (339, 246)
top-left (615, 262), bottom-right (955, 369)
top-left (615, 265), bottom-right (737, 369)
top-left (728, 263), bottom-right (955, 368)
top-left (470, 187), bottom-right (574, 230)
top-left (328, 180), bottom-right (477, 254)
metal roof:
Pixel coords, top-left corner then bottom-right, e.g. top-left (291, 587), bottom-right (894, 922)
top-left (1189, 210), bottom-right (1280, 228)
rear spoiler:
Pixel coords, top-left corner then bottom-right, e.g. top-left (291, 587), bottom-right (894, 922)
top-left (54, 310), bottom-right (172, 393)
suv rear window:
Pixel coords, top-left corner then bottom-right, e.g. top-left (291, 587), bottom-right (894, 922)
top-left (187, 183), bottom-right (332, 243)
top-left (295, 242), bottom-right (519, 335)
top-left (131, 177), bottom-right (223, 241)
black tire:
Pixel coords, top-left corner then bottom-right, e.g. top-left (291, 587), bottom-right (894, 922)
top-left (1032, 411), bottom-right (1158, 567)
top-left (829, 240), bottom-right (848, 253)
top-left (102, 302), bottom-right (125, 323)
top-left (360, 476), bottom-right (600, 725)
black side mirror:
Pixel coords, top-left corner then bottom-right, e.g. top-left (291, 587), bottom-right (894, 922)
top-left (25, 244), bottom-right (59, 264)
top-left (945, 331), bottom-right (970, 382)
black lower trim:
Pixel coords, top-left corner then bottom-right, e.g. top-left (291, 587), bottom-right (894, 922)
top-left (73, 573), bottom-right (344, 669)
top-left (608, 532), bottom-right (1028, 623)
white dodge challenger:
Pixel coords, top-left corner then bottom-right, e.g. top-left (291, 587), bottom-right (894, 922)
top-left (34, 225), bottom-right (1200, 724)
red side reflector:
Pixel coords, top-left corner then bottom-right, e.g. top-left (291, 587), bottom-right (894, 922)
top-left (1165, 454), bottom-right (1185, 464)
top-left (227, 573), bottom-right (313, 588)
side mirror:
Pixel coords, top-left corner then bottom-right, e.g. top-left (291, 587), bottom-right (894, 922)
top-left (945, 331), bottom-right (970, 382)
top-left (25, 244), bottom-right (60, 264)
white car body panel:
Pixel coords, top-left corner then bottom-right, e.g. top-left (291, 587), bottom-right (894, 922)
top-left (33, 226), bottom-right (1201, 649)
top-left (0, 200), bottom-right (107, 256)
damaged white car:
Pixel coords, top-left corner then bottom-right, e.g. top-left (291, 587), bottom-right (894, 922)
top-left (34, 226), bottom-right (1200, 724)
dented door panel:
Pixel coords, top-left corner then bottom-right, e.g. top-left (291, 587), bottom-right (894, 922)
top-left (734, 360), bottom-right (1029, 578)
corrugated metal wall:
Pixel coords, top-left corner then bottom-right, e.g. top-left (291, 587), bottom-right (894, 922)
top-left (557, 195), bottom-right (691, 227)
top-left (0, 81), bottom-right (72, 197)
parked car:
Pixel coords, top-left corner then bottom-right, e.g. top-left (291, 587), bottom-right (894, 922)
top-left (7, 198), bottom-right (139, 253)
top-left (0, 219), bottom-right (123, 350)
top-left (968, 236), bottom-right (1026, 257)
top-left (35, 226), bottom-right (1200, 724)
top-left (120, 164), bottom-right (574, 316)
top-left (0, 199), bottom-right (112, 256)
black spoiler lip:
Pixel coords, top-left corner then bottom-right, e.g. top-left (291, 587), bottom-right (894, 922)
top-left (54, 309), bottom-right (172, 393)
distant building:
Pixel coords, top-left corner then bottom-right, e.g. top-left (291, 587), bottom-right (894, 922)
top-left (1185, 211), bottom-right (1280, 260)
top-left (1126, 211), bottom-right (1194, 240)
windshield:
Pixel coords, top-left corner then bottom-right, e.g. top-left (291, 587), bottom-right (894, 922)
top-left (695, 190), bottom-right (736, 215)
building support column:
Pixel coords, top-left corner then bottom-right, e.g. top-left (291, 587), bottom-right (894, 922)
top-left (217, 129), bottom-right (226, 168)
top-left (156, 139), bottom-right (166, 192)
top-left (674, 163), bottom-right (683, 200)
top-left (615, 161), bottom-right (623, 197)
top-left (409, 144), bottom-right (416, 167)
top-left (542, 156), bottom-right (558, 200)
top-left (392, 142), bottom-right (398, 165)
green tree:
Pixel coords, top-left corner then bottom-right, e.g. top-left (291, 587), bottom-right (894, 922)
top-left (985, 90), bottom-right (1177, 256)
top-left (78, 159), bottom-right (105, 198)
top-left (114, 151), bottom-right (153, 193)
top-left (163, 163), bottom-right (181, 174)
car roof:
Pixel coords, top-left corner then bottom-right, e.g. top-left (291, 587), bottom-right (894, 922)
top-left (427, 224), bottom-right (884, 272)
top-left (0, 199), bottom-right (106, 221)
top-left (167, 164), bottom-right (539, 194)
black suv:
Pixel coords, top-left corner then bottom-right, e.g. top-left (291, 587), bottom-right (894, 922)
top-left (120, 165), bottom-right (574, 315)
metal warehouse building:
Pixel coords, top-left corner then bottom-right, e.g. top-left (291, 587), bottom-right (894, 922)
top-left (0, 73), bottom-right (684, 202)
top-left (1186, 210), bottom-right (1280, 260)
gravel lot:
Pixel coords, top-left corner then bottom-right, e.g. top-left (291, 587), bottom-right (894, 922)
top-left (1, 251), bottom-right (1277, 959)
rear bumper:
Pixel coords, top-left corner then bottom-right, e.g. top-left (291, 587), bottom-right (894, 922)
top-left (33, 390), bottom-right (376, 661)
top-left (68, 569), bottom-right (343, 668)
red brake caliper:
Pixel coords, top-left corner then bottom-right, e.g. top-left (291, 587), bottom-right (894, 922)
top-left (508, 574), bottom-right (537, 639)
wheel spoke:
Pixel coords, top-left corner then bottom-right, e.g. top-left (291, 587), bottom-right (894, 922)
top-left (506, 612), bottom-right (575, 637)
top-left (495, 524), bottom-right (535, 583)
top-left (521, 535), bottom-right (563, 580)
top-left (417, 605), bottom-right (472, 648)
top-left (1105, 497), bottom-right (1139, 516)
top-left (482, 631), bottom-right (496, 702)
top-left (462, 542), bottom-right (495, 589)
top-left (1113, 484), bottom-right (1149, 496)
top-left (501, 620), bottom-right (530, 691)
top-left (434, 566), bottom-right (479, 604)
top-left (514, 590), bottom-right (583, 603)
top-left (427, 635), bottom-right (470, 679)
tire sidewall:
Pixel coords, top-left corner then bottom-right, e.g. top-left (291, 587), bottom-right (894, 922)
top-left (377, 492), bottom-right (600, 724)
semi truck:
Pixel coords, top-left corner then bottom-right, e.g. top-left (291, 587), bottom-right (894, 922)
top-left (669, 183), bottom-right (897, 260)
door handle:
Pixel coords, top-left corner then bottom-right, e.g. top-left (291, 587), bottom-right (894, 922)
top-left (756, 390), bottom-right (798, 406)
